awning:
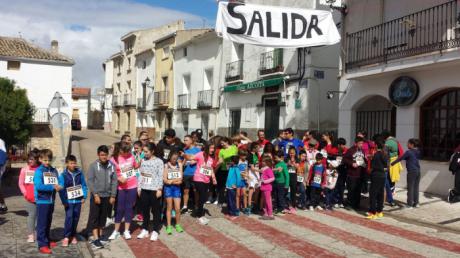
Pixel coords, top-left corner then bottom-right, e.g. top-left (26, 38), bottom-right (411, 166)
top-left (224, 76), bottom-right (284, 92)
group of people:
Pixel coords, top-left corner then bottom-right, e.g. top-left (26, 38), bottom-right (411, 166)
top-left (8, 126), bottom-right (460, 255)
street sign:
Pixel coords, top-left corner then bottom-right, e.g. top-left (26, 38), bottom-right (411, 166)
top-left (48, 92), bottom-right (68, 108)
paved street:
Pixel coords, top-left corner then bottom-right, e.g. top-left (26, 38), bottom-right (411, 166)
top-left (1, 130), bottom-right (460, 258)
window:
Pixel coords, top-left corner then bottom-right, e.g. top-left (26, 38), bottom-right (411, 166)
top-left (7, 61), bottom-right (20, 70)
top-left (162, 76), bottom-right (168, 89)
top-left (421, 89), bottom-right (460, 161)
top-left (142, 60), bottom-right (147, 69)
top-left (183, 47), bottom-right (187, 57)
top-left (117, 83), bottom-right (121, 93)
top-left (163, 46), bottom-right (170, 59)
top-left (127, 81), bottom-right (131, 90)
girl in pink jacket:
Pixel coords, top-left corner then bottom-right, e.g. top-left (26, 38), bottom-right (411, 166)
top-left (259, 156), bottom-right (275, 220)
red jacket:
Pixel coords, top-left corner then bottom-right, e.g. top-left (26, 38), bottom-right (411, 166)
top-left (307, 163), bottom-right (328, 188)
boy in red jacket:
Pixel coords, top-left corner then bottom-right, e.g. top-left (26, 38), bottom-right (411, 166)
top-left (306, 153), bottom-right (328, 211)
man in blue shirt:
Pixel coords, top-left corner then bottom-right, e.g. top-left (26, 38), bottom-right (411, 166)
top-left (279, 128), bottom-right (304, 157)
top-left (182, 135), bottom-right (200, 213)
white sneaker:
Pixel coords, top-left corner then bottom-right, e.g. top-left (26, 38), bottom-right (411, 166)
top-left (213, 200), bottom-right (218, 205)
top-left (123, 231), bottom-right (132, 240)
top-left (309, 206), bottom-right (314, 211)
top-left (150, 231), bottom-right (159, 241)
top-left (137, 229), bottom-right (149, 239)
top-left (316, 206), bottom-right (323, 211)
top-left (206, 200), bottom-right (211, 204)
top-left (198, 217), bottom-right (208, 225)
top-left (108, 231), bottom-right (120, 240)
top-left (333, 204), bottom-right (339, 208)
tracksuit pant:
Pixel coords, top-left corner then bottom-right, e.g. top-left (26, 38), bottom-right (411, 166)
top-left (36, 203), bottom-right (54, 248)
top-left (226, 188), bottom-right (238, 216)
top-left (64, 203), bottom-right (82, 238)
top-left (273, 183), bottom-right (287, 212)
top-left (369, 175), bottom-right (385, 213)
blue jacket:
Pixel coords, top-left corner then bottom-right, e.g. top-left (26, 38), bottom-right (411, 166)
top-left (58, 168), bottom-right (88, 204)
top-left (34, 164), bottom-right (59, 205)
top-left (226, 165), bottom-right (241, 189)
top-left (392, 148), bottom-right (421, 172)
top-left (279, 138), bottom-right (304, 157)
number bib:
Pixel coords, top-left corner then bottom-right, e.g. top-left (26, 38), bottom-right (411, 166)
top-left (43, 172), bottom-right (58, 185)
top-left (163, 149), bottom-right (170, 160)
top-left (288, 167), bottom-right (296, 174)
top-left (356, 157), bottom-right (365, 167)
top-left (200, 166), bottom-right (213, 177)
top-left (167, 169), bottom-right (181, 180)
top-left (141, 173), bottom-right (152, 185)
top-left (313, 174), bottom-right (322, 185)
top-left (309, 160), bottom-right (315, 166)
top-left (297, 175), bottom-right (304, 183)
top-left (67, 185), bottom-right (83, 199)
top-left (121, 165), bottom-right (135, 179)
top-left (25, 171), bottom-right (34, 184)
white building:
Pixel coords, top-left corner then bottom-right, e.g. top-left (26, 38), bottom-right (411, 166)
top-left (338, 0), bottom-right (460, 195)
top-left (103, 59), bottom-right (113, 132)
top-left (135, 48), bottom-right (155, 137)
top-left (71, 87), bottom-right (91, 128)
top-left (217, 0), bottom-right (341, 139)
top-left (0, 37), bottom-right (74, 163)
top-left (172, 30), bottom-right (222, 139)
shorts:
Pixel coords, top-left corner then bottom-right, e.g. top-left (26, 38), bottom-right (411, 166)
top-left (87, 195), bottom-right (111, 231)
top-left (183, 175), bottom-right (194, 189)
top-left (164, 185), bottom-right (181, 198)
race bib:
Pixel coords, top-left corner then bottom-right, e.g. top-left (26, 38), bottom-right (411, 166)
top-left (167, 169), bottom-right (181, 180)
top-left (356, 157), bottom-right (365, 167)
top-left (141, 173), bottom-right (152, 185)
top-left (66, 185), bottom-right (83, 199)
top-left (309, 160), bottom-right (315, 166)
top-left (121, 165), bottom-right (135, 179)
top-left (288, 167), bottom-right (296, 174)
top-left (321, 150), bottom-right (328, 159)
top-left (297, 175), bottom-right (304, 183)
top-left (200, 166), bottom-right (213, 177)
top-left (336, 156), bottom-right (343, 163)
top-left (313, 174), bottom-right (322, 184)
top-left (43, 172), bottom-right (58, 185)
top-left (163, 149), bottom-right (170, 160)
top-left (25, 171), bottom-right (34, 184)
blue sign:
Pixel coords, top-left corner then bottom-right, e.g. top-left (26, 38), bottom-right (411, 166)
top-left (389, 76), bottom-right (419, 106)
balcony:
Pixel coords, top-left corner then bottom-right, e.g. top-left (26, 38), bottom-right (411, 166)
top-left (123, 93), bottom-right (136, 106)
top-left (225, 60), bottom-right (243, 83)
top-left (259, 49), bottom-right (284, 76)
top-left (113, 95), bottom-right (122, 107)
top-left (137, 97), bottom-right (146, 111)
top-left (33, 108), bottom-right (50, 124)
top-left (197, 89), bottom-right (213, 109)
top-left (154, 91), bottom-right (169, 107)
top-left (346, 0), bottom-right (460, 70)
top-left (177, 94), bottom-right (190, 110)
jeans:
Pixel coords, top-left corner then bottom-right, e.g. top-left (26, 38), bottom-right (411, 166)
top-left (273, 183), bottom-right (287, 212)
top-left (310, 187), bottom-right (322, 207)
top-left (385, 172), bottom-right (394, 203)
top-left (297, 183), bottom-right (306, 208)
top-left (226, 188), bottom-right (238, 216)
top-left (407, 170), bottom-right (420, 206)
top-left (333, 167), bottom-right (347, 205)
top-left (115, 188), bottom-right (137, 224)
top-left (324, 188), bottom-right (335, 207)
top-left (64, 203), bottom-right (82, 238)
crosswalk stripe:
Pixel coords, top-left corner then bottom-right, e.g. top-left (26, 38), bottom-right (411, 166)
top-left (282, 212), bottom-right (424, 258)
top-left (323, 210), bottom-right (460, 254)
top-left (228, 215), bottom-right (344, 257)
top-left (208, 217), bottom-right (302, 258)
top-left (124, 228), bottom-right (178, 258)
top-left (181, 217), bottom-right (261, 258)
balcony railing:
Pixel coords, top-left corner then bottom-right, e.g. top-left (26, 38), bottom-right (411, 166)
top-left (197, 89), bottom-right (213, 108)
top-left (225, 60), bottom-right (243, 83)
top-left (177, 94), bottom-right (190, 110)
top-left (123, 93), bottom-right (135, 106)
top-left (113, 95), bottom-right (122, 107)
top-left (260, 49), bottom-right (284, 75)
top-left (33, 108), bottom-right (50, 124)
top-left (346, 0), bottom-right (460, 70)
top-left (154, 91), bottom-right (169, 106)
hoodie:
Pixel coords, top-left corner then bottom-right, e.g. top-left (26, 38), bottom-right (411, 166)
top-left (33, 164), bottom-right (59, 204)
top-left (18, 165), bottom-right (39, 203)
top-left (58, 168), bottom-right (88, 204)
top-left (87, 160), bottom-right (118, 198)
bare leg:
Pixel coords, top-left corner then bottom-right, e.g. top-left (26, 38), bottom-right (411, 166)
top-left (243, 189), bottom-right (248, 209)
top-left (174, 198), bottom-right (181, 225)
top-left (183, 189), bottom-right (189, 208)
top-left (166, 198), bottom-right (173, 226)
top-left (248, 188), bottom-right (254, 208)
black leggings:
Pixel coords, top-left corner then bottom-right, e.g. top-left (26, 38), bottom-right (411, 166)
top-left (194, 181), bottom-right (209, 217)
top-left (288, 173), bottom-right (297, 207)
top-left (140, 189), bottom-right (161, 233)
top-left (216, 169), bottom-right (228, 204)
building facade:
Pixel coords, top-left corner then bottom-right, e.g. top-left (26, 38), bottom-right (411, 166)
top-left (71, 87), bottom-right (91, 128)
top-left (172, 30), bottom-right (222, 140)
top-left (338, 0), bottom-right (460, 195)
top-left (0, 37), bottom-right (74, 166)
top-left (103, 59), bottom-right (113, 132)
top-left (217, 0), bottom-right (341, 140)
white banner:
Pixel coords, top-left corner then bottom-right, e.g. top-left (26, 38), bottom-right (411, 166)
top-left (215, 2), bottom-right (341, 48)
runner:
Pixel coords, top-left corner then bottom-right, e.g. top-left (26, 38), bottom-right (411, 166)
top-left (163, 151), bottom-right (184, 235)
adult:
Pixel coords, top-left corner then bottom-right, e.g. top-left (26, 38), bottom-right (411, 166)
top-left (448, 145), bottom-right (460, 203)
top-left (216, 137), bottom-right (238, 204)
top-left (182, 135), bottom-right (201, 213)
top-left (381, 130), bottom-right (402, 206)
top-left (157, 129), bottom-right (184, 163)
top-left (256, 130), bottom-right (270, 157)
top-left (120, 134), bottom-right (132, 146)
top-left (271, 130), bottom-right (285, 151)
top-left (192, 130), bottom-right (207, 150)
top-left (303, 130), bottom-right (319, 150)
top-left (138, 131), bottom-right (150, 146)
top-left (343, 137), bottom-right (367, 210)
top-left (356, 131), bottom-right (374, 158)
top-left (279, 128), bottom-right (304, 157)
top-left (0, 138), bottom-right (7, 213)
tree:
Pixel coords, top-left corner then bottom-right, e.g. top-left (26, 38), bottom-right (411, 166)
top-left (0, 77), bottom-right (34, 147)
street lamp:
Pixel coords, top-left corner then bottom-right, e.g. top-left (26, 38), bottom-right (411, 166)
top-left (144, 77), bottom-right (153, 89)
top-left (326, 90), bottom-right (347, 99)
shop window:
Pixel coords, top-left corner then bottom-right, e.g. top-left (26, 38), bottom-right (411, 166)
top-left (421, 89), bottom-right (460, 161)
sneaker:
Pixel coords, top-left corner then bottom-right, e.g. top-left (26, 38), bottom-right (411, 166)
top-left (91, 239), bottom-right (104, 250)
top-left (339, 204), bottom-right (345, 208)
top-left (49, 241), bottom-right (58, 248)
top-left (137, 229), bottom-right (149, 239)
top-left (376, 212), bottom-right (384, 218)
top-left (123, 231), bottom-right (132, 240)
top-left (404, 205), bottom-right (414, 210)
top-left (137, 214), bottom-right (144, 222)
top-left (414, 204), bottom-right (420, 208)
top-left (316, 206), bottom-right (323, 211)
top-left (108, 231), bottom-right (120, 240)
top-left (27, 234), bottom-right (34, 243)
top-left (206, 200), bottom-right (211, 204)
top-left (366, 213), bottom-right (376, 219)
top-left (175, 224), bottom-right (184, 233)
top-left (39, 246), bottom-right (52, 254)
top-left (166, 225), bottom-right (173, 235)
top-left (309, 206), bottom-right (314, 211)
top-left (71, 237), bottom-right (78, 245)
top-left (181, 206), bottom-right (188, 214)
top-left (99, 235), bottom-right (110, 245)
top-left (259, 215), bottom-right (275, 220)
top-left (334, 204), bottom-right (339, 208)
top-left (289, 207), bottom-right (297, 214)
top-left (62, 238), bottom-right (69, 247)
top-left (198, 217), bottom-right (209, 225)
top-left (150, 231), bottom-right (159, 241)
top-left (213, 200), bottom-right (219, 205)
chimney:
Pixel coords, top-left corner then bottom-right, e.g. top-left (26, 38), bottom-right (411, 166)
top-left (51, 40), bottom-right (59, 54)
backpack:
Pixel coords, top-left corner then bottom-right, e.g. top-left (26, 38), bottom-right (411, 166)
top-left (449, 152), bottom-right (460, 175)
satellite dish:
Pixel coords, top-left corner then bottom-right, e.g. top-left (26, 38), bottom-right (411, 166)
top-left (51, 113), bottom-right (69, 128)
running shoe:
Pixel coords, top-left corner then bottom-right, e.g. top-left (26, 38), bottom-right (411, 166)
top-left (27, 234), bottom-right (34, 243)
top-left (150, 231), bottom-right (159, 241)
top-left (39, 247), bottom-right (52, 254)
top-left (62, 238), bottom-right (69, 247)
top-left (71, 237), bottom-right (78, 245)
top-left (366, 214), bottom-right (376, 219)
top-left (166, 225), bottom-right (173, 235)
top-left (123, 231), bottom-right (132, 240)
top-left (175, 224), bottom-right (184, 233)
top-left (91, 239), bottom-right (104, 250)
top-left (137, 229), bottom-right (149, 239)
top-left (108, 231), bottom-right (120, 240)
top-left (376, 212), bottom-right (384, 218)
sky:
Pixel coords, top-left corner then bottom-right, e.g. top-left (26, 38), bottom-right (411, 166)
top-left (0, 0), bottom-right (218, 89)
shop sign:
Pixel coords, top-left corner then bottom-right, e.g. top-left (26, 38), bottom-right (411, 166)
top-left (389, 76), bottom-right (419, 106)
top-left (224, 76), bottom-right (284, 92)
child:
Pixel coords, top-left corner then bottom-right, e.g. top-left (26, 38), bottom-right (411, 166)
top-left (324, 165), bottom-right (338, 210)
top-left (34, 149), bottom-right (61, 254)
top-left (333, 138), bottom-right (348, 208)
top-left (163, 151), bottom-right (184, 234)
top-left (137, 143), bottom-right (164, 241)
top-left (86, 145), bottom-right (117, 250)
top-left (296, 150), bottom-right (308, 210)
top-left (18, 149), bottom-right (40, 243)
top-left (391, 138), bottom-right (421, 208)
top-left (247, 142), bottom-right (261, 214)
top-left (192, 144), bottom-right (217, 225)
top-left (237, 150), bottom-right (249, 214)
top-left (273, 150), bottom-right (289, 214)
top-left (285, 147), bottom-right (299, 213)
top-left (367, 140), bottom-right (388, 219)
top-left (109, 142), bottom-right (140, 240)
top-left (226, 155), bottom-right (242, 219)
top-left (259, 156), bottom-right (275, 220)
top-left (58, 155), bottom-right (88, 246)
top-left (307, 153), bottom-right (327, 211)
top-left (132, 140), bottom-right (144, 222)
